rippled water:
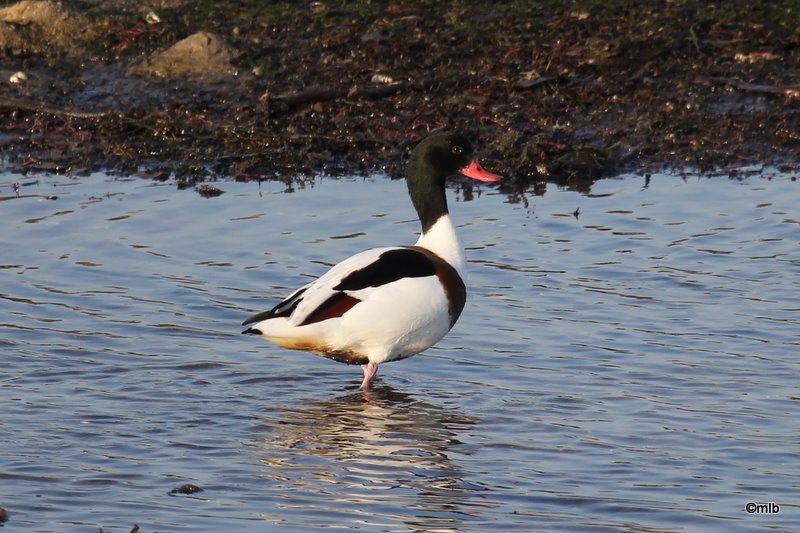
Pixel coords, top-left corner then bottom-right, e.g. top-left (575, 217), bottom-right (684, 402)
top-left (1, 169), bottom-right (798, 532)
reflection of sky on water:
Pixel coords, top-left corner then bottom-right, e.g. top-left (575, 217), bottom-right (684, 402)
top-left (252, 386), bottom-right (486, 531)
top-left (2, 170), bottom-right (799, 531)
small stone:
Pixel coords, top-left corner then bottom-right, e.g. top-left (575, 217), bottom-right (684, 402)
top-left (370, 73), bottom-right (394, 84)
top-left (170, 483), bottom-right (203, 495)
top-left (197, 184), bottom-right (224, 198)
top-left (130, 31), bottom-right (238, 78)
top-left (9, 71), bottom-right (27, 84)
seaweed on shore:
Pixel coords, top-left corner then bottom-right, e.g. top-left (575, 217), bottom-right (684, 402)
top-left (1, 0), bottom-right (798, 193)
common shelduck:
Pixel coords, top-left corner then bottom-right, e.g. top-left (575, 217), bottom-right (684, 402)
top-left (242, 132), bottom-right (501, 389)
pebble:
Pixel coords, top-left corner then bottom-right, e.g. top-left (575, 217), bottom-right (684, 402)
top-left (169, 483), bottom-right (203, 495)
top-left (9, 71), bottom-right (27, 84)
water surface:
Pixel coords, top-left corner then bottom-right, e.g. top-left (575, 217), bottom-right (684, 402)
top-left (1, 169), bottom-right (798, 532)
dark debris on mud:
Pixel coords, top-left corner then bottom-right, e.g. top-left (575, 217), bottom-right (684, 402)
top-left (1, 0), bottom-right (798, 194)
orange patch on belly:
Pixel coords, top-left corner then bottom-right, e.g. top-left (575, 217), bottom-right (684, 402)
top-left (271, 337), bottom-right (369, 365)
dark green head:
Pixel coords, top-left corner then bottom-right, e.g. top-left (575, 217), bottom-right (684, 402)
top-left (405, 132), bottom-right (499, 232)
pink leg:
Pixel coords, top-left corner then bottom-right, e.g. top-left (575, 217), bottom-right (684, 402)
top-left (359, 361), bottom-right (378, 390)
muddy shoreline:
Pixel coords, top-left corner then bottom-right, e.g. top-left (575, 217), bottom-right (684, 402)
top-left (1, 1), bottom-right (798, 192)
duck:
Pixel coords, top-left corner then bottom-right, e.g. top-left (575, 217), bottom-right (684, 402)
top-left (242, 132), bottom-right (500, 389)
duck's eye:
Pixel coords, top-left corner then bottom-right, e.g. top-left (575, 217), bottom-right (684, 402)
top-left (452, 145), bottom-right (463, 154)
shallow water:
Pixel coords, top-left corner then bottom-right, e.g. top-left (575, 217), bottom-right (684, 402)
top-left (1, 169), bottom-right (798, 532)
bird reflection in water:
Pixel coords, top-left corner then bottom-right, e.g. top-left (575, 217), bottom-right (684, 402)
top-left (251, 385), bottom-right (491, 530)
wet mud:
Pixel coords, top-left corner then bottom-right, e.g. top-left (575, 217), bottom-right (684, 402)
top-left (1, 0), bottom-right (798, 192)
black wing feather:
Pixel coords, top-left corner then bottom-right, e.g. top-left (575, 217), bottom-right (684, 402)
top-left (333, 248), bottom-right (435, 291)
top-left (242, 248), bottom-right (437, 329)
top-left (242, 287), bottom-right (307, 325)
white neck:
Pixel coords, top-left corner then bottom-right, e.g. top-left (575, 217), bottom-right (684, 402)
top-left (415, 214), bottom-right (466, 273)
